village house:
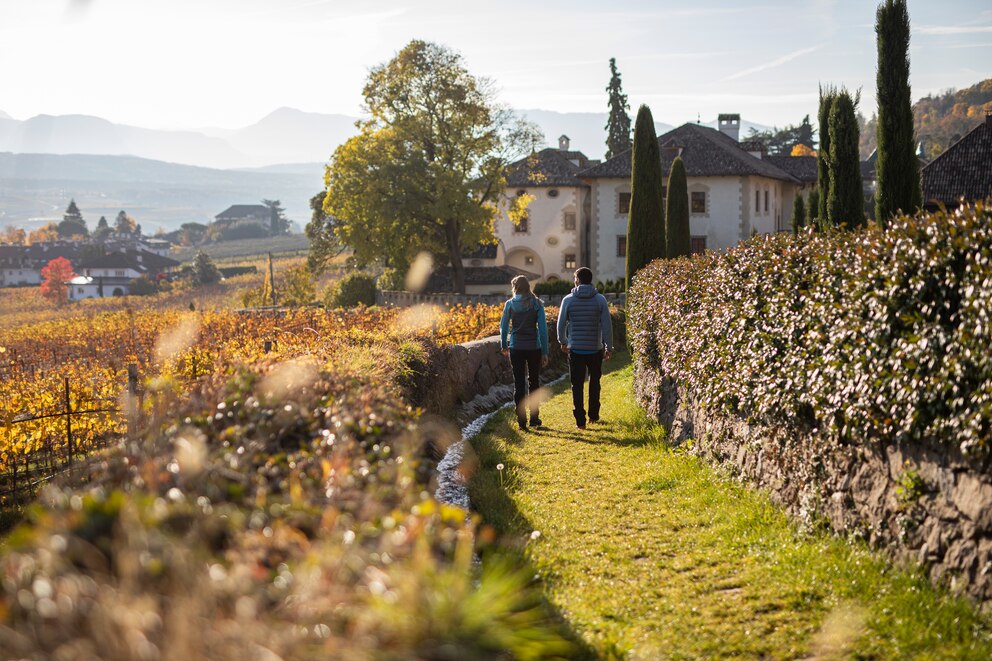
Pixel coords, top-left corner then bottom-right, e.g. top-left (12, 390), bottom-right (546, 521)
top-left (489, 115), bottom-right (812, 284)
top-left (67, 249), bottom-right (180, 300)
top-left (0, 242), bottom-right (81, 287)
top-left (922, 113), bottom-right (992, 209)
top-left (495, 135), bottom-right (598, 283)
top-left (215, 204), bottom-right (272, 226)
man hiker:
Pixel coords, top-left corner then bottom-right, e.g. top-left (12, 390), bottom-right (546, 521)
top-left (556, 267), bottom-right (613, 429)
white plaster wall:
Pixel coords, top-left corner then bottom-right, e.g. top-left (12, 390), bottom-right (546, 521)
top-left (495, 185), bottom-right (584, 280)
top-left (588, 174), bottom-right (799, 276)
top-left (83, 267), bottom-right (142, 279)
top-left (1, 269), bottom-right (41, 286)
top-left (588, 179), bottom-right (632, 282)
top-left (686, 176), bottom-right (744, 252)
top-left (69, 282), bottom-right (131, 300)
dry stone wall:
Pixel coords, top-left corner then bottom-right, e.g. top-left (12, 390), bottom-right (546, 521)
top-left (635, 354), bottom-right (992, 603)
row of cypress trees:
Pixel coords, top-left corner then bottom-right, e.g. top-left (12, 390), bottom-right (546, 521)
top-left (624, 105), bottom-right (690, 291)
top-left (627, 0), bottom-right (921, 281)
top-left (803, 0), bottom-right (920, 231)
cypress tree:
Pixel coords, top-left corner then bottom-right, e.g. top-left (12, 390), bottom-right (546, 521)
top-left (808, 188), bottom-right (820, 226)
top-left (626, 104), bottom-right (665, 290)
top-left (791, 194), bottom-right (806, 234)
top-left (875, 0), bottom-right (922, 223)
top-left (827, 91), bottom-right (865, 229)
top-left (665, 156), bottom-right (690, 258)
top-left (816, 86), bottom-right (836, 224)
top-left (605, 58), bottom-right (632, 159)
top-left (63, 199), bottom-right (84, 224)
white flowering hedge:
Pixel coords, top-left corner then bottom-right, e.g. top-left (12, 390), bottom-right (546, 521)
top-left (628, 202), bottom-right (992, 454)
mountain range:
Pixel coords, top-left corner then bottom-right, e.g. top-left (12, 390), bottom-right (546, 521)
top-left (0, 107), bottom-right (771, 170)
top-left (0, 107), bottom-right (772, 231)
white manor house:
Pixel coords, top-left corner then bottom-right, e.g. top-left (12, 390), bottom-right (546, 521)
top-left (485, 114), bottom-right (816, 287)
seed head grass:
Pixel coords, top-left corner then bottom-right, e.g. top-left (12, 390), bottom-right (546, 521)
top-left (469, 356), bottom-right (992, 659)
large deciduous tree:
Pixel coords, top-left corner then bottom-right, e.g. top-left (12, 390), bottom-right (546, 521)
top-left (605, 58), bottom-right (632, 159)
top-left (827, 90), bottom-right (865, 228)
top-left (28, 222), bottom-right (59, 244)
top-left (115, 210), bottom-right (137, 235)
top-left (626, 104), bottom-right (665, 290)
top-left (40, 257), bottom-right (75, 305)
top-left (306, 191), bottom-right (344, 275)
top-left (319, 40), bottom-right (537, 293)
top-left (875, 0), bottom-right (921, 223)
top-left (665, 156), bottom-right (690, 258)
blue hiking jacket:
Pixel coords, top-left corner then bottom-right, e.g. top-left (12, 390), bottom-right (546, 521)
top-left (500, 294), bottom-right (549, 355)
top-left (557, 284), bottom-right (612, 354)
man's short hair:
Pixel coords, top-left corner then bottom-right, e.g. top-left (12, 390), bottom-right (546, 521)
top-left (574, 267), bottom-right (593, 284)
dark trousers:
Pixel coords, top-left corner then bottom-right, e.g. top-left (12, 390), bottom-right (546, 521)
top-left (569, 350), bottom-right (603, 425)
top-left (510, 348), bottom-right (542, 425)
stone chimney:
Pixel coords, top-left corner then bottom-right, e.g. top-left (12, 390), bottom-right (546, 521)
top-left (559, 134), bottom-right (571, 151)
top-left (718, 113), bottom-right (741, 142)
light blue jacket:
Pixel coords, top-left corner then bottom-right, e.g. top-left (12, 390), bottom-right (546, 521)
top-left (500, 295), bottom-right (549, 354)
top-left (557, 284), bottom-right (612, 354)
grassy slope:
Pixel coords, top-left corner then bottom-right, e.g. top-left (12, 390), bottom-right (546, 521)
top-left (171, 234), bottom-right (311, 263)
top-left (469, 356), bottom-right (992, 659)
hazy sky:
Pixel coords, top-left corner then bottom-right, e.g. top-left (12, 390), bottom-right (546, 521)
top-left (1, 0), bottom-right (989, 131)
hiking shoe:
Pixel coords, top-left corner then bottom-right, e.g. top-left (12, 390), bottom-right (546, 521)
top-left (589, 417), bottom-right (600, 423)
top-left (518, 421), bottom-right (528, 431)
top-left (576, 423), bottom-right (586, 430)
top-left (530, 418), bottom-right (543, 427)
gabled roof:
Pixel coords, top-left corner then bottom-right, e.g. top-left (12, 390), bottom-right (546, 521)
top-left (216, 204), bottom-right (271, 219)
top-left (922, 116), bottom-right (992, 206)
top-left (578, 123), bottom-right (799, 182)
top-left (764, 155), bottom-right (819, 183)
top-left (76, 249), bottom-right (180, 273)
top-left (0, 243), bottom-right (81, 268)
top-left (506, 148), bottom-right (598, 188)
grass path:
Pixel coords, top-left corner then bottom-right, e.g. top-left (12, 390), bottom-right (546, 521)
top-left (468, 356), bottom-right (992, 659)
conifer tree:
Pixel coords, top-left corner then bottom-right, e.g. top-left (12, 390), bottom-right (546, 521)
top-left (626, 105), bottom-right (665, 290)
top-left (57, 199), bottom-right (88, 238)
top-left (191, 251), bottom-right (221, 287)
top-left (605, 58), bottom-right (632, 159)
top-left (816, 86), bottom-right (836, 224)
top-left (808, 188), bottom-right (820, 226)
top-left (63, 199), bottom-right (83, 223)
top-left (791, 194), bottom-right (806, 234)
top-left (665, 157), bottom-right (690, 258)
top-left (827, 91), bottom-right (865, 229)
top-left (875, 0), bottom-right (922, 224)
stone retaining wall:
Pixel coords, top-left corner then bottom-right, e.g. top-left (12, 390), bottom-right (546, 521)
top-left (635, 355), bottom-right (992, 603)
top-left (415, 311), bottom-right (625, 417)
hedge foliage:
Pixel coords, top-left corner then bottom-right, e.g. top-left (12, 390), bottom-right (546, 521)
top-left (628, 202), bottom-right (992, 454)
top-left (328, 272), bottom-right (377, 308)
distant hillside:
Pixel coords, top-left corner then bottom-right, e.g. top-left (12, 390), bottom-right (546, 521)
top-left (226, 107), bottom-right (357, 166)
top-left (859, 78), bottom-right (992, 159)
top-left (0, 114), bottom-right (248, 169)
top-left (0, 153), bottom-right (320, 231)
top-left (915, 79), bottom-right (992, 158)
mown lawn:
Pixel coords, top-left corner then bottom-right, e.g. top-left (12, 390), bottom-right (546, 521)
top-left (469, 355), bottom-right (992, 659)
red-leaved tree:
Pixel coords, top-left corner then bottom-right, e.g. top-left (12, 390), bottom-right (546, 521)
top-left (40, 256), bottom-right (75, 305)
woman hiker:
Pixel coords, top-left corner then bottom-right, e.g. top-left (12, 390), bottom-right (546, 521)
top-left (500, 275), bottom-right (549, 430)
